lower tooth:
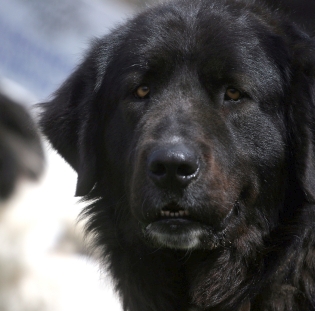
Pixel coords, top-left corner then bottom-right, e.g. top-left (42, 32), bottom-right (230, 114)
top-left (161, 210), bottom-right (189, 217)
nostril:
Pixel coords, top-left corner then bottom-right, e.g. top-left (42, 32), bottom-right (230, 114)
top-left (150, 162), bottom-right (167, 176)
top-left (177, 162), bottom-right (199, 177)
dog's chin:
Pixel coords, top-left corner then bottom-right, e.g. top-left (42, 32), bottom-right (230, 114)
top-left (144, 219), bottom-right (220, 250)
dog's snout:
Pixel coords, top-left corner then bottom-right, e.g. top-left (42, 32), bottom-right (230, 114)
top-left (147, 144), bottom-right (199, 188)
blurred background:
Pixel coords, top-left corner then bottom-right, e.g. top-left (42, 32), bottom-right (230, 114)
top-left (0, 0), bottom-right (153, 310)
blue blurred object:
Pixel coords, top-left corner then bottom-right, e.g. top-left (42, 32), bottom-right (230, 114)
top-left (0, 0), bottom-right (133, 103)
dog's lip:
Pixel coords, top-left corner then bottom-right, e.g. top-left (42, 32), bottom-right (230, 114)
top-left (146, 216), bottom-right (201, 233)
top-left (145, 217), bottom-right (198, 232)
top-left (144, 202), bottom-right (200, 229)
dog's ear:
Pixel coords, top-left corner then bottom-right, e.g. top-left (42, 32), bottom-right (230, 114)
top-left (289, 34), bottom-right (315, 203)
top-left (40, 38), bottom-right (111, 197)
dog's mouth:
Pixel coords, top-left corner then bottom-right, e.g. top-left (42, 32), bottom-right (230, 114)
top-left (142, 202), bottom-right (232, 250)
top-left (143, 202), bottom-right (214, 250)
top-left (160, 202), bottom-right (190, 218)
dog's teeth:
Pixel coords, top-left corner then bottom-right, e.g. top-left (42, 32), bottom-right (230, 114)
top-left (162, 209), bottom-right (189, 217)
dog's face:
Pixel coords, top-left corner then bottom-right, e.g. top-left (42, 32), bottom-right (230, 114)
top-left (40, 0), bottom-right (315, 252)
top-left (103, 1), bottom-right (289, 250)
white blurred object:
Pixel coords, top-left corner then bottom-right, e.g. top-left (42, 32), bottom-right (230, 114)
top-left (0, 143), bottom-right (122, 311)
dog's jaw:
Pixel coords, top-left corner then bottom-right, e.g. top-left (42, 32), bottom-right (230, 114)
top-left (144, 218), bottom-right (223, 250)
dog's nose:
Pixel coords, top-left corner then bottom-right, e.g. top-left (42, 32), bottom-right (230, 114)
top-left (147, 144), bottom-right (199, 188)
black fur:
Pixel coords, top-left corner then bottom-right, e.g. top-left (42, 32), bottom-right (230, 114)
top-left (40, 0), bottom-right (315, 310)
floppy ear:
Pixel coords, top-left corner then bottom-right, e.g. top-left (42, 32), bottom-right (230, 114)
top-left (289, 34), bottom-right (315, 203)
top-left (40, 38), bottom-right (111, 196)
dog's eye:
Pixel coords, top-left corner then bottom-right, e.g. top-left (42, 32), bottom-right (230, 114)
top-left (135, 85), bottom-right (150, 99)
top-left (225, 88), bottom-right (241, 101)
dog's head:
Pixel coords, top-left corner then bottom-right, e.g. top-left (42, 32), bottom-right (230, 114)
top-left (40, 0), bottom-right (315, 251)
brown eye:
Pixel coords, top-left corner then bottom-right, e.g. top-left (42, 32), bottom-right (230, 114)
top-left (225, 88), bottom-right (241, 101)
top-left (135, 85), bottom-right (150, 99)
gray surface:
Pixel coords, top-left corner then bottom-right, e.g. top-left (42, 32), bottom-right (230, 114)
top-left (0, 0), bottom-right (134, 102)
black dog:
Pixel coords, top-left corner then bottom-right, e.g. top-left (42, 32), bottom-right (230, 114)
top-left (40, 0), bottom-right (315, 310)
top-left (0, 94), bottom-right (43, 200)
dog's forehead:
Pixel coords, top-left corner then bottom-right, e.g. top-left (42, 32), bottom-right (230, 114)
top-left (127, 0), bottom-right (263, 56)
top-left (109, 0), bottom-right (284, 100)
top-left (118, 1), bottom-right (277, 74)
